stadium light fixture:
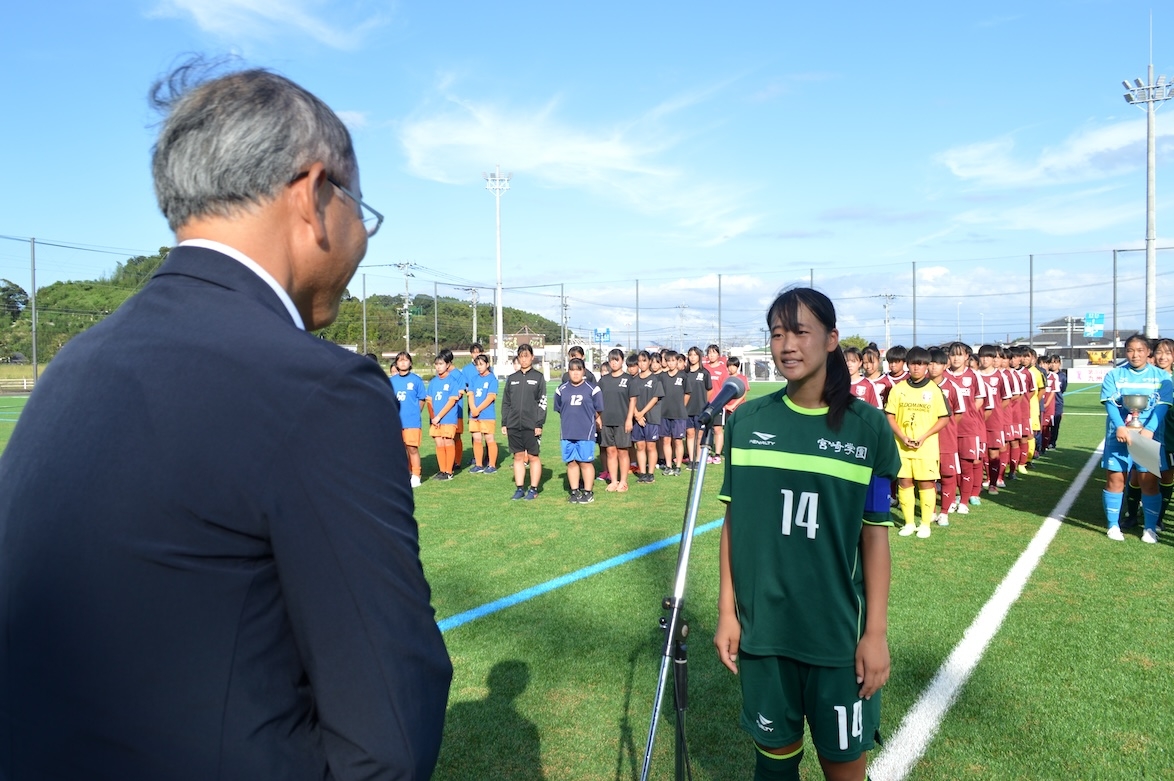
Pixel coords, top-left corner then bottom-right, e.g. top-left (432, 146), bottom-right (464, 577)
top-left (1122, 57), bottom-right (1173, 338)
top-left (483, 165), bottom-right (512, 374)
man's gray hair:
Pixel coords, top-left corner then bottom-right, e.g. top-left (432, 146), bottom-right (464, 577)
top-left (151, 60), bottom-right (356, 231)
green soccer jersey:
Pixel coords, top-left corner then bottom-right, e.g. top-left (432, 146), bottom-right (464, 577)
top-left (719, 390), bottom-right (901, 667)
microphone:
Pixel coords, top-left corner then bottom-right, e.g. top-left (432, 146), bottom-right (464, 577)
top-left (699, 376), bottom-right (747, 425)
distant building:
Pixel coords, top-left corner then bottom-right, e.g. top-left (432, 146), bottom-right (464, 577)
top-left (1012, 316), bottom-right (1126, 364)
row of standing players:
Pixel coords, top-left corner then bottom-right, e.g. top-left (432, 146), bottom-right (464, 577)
top-left (386, 342), bottom-right (742, 502)
top-left (850, 342), bottom-right (1067, 538)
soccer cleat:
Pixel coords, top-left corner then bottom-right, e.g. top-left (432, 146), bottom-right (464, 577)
top-left (948, 501), bottom-right (959, 514)
top-left (1142, 529), bottom-right (1159, 544)
top-left (511, 486), bottom-right (526, 501)
top-left (1107, 526), bottom-right (1125, 541)
top-left (524, 487), bottom-right (538, 501)
top-left (468, 465), bottom-right (484, 474)
top-left (987, 486), bottom-right (999, 495)
top-left (936, 513), bottom-right (950, 526)
top-left (581, 490), bottom-right (595, 503)
top-left (955, 504), bottom-right (969, 515)
top-left (433, 472), bottom-right (453, 481)
top-left (916, 524), bottom-right (932, 538)
top-left (568, 489), bottom-right (582, 504)
top-left (981, 479), bottom-right (990, 488)
top-left (1120, 515), bottom-right (1138, 530)
top-left (482, 466), bottom-right (498, 474)
top-left (898, 524), bottom-right (916, 537)
top-left (409, 475), bottom-right (422, 488)
top-left (996, 479), bottom-right (1007, 488)
top-left (969, 496), bottom-right (982, 506)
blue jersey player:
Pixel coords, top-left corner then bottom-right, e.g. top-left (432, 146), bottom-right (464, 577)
top-left (555, 358), bottom-right (604, 503)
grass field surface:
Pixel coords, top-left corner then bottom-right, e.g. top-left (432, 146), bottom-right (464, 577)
top-left (1, 382), bottom-right (1170, 779)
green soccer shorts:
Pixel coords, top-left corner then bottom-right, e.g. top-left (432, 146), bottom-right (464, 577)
top-left (738, 652), bottom-right (882, 762)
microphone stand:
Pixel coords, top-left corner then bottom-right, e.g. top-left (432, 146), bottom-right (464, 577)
top-left (638, 419), bottom-right (717, 781)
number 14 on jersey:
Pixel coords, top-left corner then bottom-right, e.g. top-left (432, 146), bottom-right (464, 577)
top-left (780, 489), bottom-right (819, 539)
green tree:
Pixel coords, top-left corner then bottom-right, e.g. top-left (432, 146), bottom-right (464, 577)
top-left (840, 334), bottom-right (870, 351)
top-left (0, 280), bottom-right (29, 322)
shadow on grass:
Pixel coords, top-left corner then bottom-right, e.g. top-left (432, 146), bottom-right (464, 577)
top-left (434, 660), bottom-right (546, 781)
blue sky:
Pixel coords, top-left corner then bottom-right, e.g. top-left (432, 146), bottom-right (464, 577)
top-left (2, 0), bottom-right (1173, 350)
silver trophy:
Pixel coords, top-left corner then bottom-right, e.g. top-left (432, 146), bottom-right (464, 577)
top-left (1122, 394), bottom-right (1149, 429)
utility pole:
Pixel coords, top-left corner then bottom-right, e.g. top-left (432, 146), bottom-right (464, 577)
top-left (484, 165), bottom-right (511, 373)
top-left (877, 294), bottom-right (897, 353)
top-left (29, 238), bottom-right (37, 381)
top-left (1123, 23), bottom-right (1173, 338)
top-left (394, 263), bottom-right (414, 354)
top-left (463, 287), bottom-right (479, 344)
top-left (361, 273), bottom-right (367, 355)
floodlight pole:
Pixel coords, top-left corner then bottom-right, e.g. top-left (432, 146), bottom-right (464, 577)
top-left (29, 238), bottom-right (37, 382)
top-left (484, 165), bottom-right (512, 373)
top-left (1124, 53), bottom-right (1173, 338)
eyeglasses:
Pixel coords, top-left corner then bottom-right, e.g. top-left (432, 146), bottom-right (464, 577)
top-left (288, 171), bottom-right (384, 238)
top-left (327, 176), bottom-right (384, 238)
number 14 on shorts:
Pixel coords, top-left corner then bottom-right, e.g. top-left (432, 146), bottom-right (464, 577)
top-left (834, 700), bottom-right (863, 750)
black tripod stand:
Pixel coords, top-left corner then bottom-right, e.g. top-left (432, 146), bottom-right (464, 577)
top-left (638, 423), bottom-right (718, 781)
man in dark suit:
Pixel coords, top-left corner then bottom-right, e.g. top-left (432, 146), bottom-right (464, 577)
top-left (0, 64), bottom-right (451, 780)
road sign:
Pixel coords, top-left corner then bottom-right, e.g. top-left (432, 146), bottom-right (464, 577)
top-left (594, 328), bottom-right (611, 342)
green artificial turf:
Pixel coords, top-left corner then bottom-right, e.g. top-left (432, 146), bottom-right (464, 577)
top-left (4, 381), bottom-right (1172, 779)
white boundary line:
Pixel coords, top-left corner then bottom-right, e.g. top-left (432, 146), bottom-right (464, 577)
top-left (870, 443), bottom-right (1104, 781)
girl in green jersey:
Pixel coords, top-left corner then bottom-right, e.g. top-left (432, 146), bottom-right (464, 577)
top-left (715, 288), bottom-right (898, 781)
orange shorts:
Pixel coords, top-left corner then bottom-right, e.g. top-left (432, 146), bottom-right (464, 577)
top-left (402, 428), bottom-right (422, 448)
top-left (430, 423), bottom-right (458, 439)
top-left (470, 419), bottom-right (497, 434)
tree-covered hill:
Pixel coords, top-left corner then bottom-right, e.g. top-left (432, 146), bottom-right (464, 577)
top-left (0, 248), bottom-right (566, 363)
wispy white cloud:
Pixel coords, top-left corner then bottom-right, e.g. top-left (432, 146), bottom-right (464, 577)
top-left (335, 110), bottom-right (369, 130)
top-left (150, 0), bottom-right (388, 50)
top-left (397, 81), bottom-right (760, 246)
top-left (935, 119), bottom-right (1171, 188)
top-left (977, 14), bottom-right (1021, 28)
top-left (819, 205), bottom-right (940, 223)
top-left (747, 72), bottom-right (835, 103)
top-left (953, 185), bottom-right (1138, 235)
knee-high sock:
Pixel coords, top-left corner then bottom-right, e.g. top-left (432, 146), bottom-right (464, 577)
top-left (473, 438), bottom-right (485, 467)
top-left (1142, 492), bottom-right (1161, 533)
top-left (972, 459), bottom-right (985, 495)
top-left (989, 454), bottom-right (1002, 486)
top-left (1124, 481), bottom-right (1143, 522)
top-left (959, 463), bottom-right (973, 503)
top-left (941, 473), bottom-right (958, 514)
top-left (435, 442), bottom-right (450, 473)
top-left (1008, 441), bottom-right (1020, 475)
top-left (1103, 490), bottom-right (1123, 530)
top-left (754, 745), bottom-right (802, 781)
top-left (898, 485), bottom-right (916, 527)
top-left (919, 487), bottom-right (936, 525)
top-left (487, 440), bottom-right (499, 468)
top-left (453, 434), bottom-right (464, 468)
top-left (1161, 479), bottom-right (1174, 520)
top-left (982, 451), bottom-right (991, 483)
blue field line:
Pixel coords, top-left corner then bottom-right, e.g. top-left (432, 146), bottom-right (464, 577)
top-left (437, 517), bottom-right (724, 633)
